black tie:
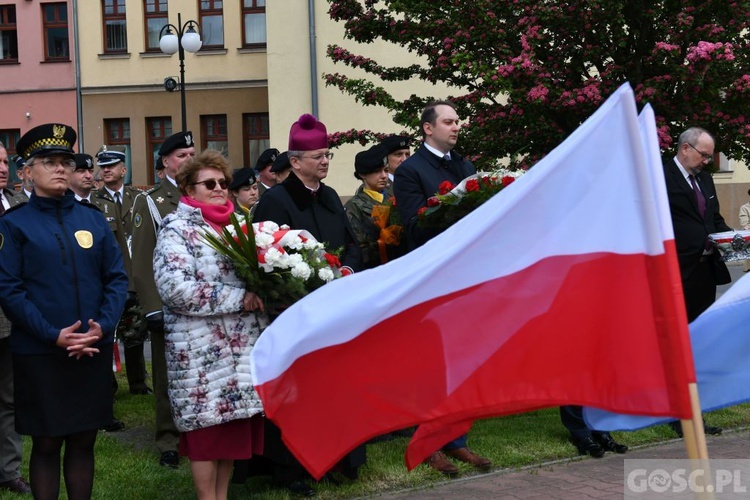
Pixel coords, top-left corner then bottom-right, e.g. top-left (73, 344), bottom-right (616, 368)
top-left (81, 198), bottom-right (90, 204)
top-left (689, 175), bottom-right (706, 218)
top-left (114, 191), bottom-right (122, 208)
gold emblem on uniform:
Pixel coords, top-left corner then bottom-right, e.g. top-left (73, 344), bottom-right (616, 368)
top-left (74, 230), bottom-right (93, 249)
top-left (53, 124), bottom-right (66, 139)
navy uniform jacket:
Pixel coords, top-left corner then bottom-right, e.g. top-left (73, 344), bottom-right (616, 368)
top-left (0, 193), bottom-right (128, 355)
top-left (393, 144), bottom-right (476, 250)
top-left (254, 172), bottom-right (362, 271)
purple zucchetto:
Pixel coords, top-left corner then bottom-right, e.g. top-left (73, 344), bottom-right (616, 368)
top-left (288, 114), bottom-right (329, 151)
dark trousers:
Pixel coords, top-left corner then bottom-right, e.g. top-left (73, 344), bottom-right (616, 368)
top-left (0, 337), bottom-right (22, 482)
top-left (151, 328), bottom-right (179, 453)
top-left (123, 343), bottom-right (148, 392)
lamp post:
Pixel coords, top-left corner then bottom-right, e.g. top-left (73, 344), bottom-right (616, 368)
top-left (159, 13), bottom-right (202, 132)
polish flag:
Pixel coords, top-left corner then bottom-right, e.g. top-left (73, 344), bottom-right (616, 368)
top-left (251, 83), bottom-right (695, 478)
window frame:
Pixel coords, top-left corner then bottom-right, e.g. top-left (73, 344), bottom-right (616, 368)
top-left (42, 2), bottom-right (70, 62)
top-left (104, 118), bottom-right (133, 185)
top-left (146, 116), bottom-right (172, 184)
top-left (0, 5), bottom-right (19, 63)
top-left (198, 0), bottom-right (224, 50)
top-left (242, 113), bottom-right (270, 168)
top-left (241, 0), bottom-right (266, 49)
top-left (102, 0), bottom-right (128, 54)
top-left (143, 0), bottom-right (168, 53)
top-left (201, 114), bottom-right (228, 154)
top-left (0, 129), bottom-right (21, 183)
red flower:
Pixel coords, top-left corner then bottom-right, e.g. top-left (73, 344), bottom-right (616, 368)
top-left (465, 178), bottom-right (480, 192)
top-left (418, 206), bottom-right (428, 216)
top-left (501, 176), bottom-right (516, 187)
top-left (427, 196), bottom-right (440, 207)
top-left (438, 180), bottom-right (455, 195)
top-left (388, 196), bottom-right (397, 206)
top-left (324, 253), bottom-right (341, 269)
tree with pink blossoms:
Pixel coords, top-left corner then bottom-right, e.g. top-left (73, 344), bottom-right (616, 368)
top-left (325, 0), bottom-right (750, 169)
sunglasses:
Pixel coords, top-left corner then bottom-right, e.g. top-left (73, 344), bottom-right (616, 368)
top-left (192, 178), bottom-right (228, 190)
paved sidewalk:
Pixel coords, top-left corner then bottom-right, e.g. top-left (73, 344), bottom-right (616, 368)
top-left (386, 429), bottom-right (750, 499)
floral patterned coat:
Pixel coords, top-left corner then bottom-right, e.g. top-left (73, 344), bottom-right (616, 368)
top-left (153, 202), bottom-right (268, 432)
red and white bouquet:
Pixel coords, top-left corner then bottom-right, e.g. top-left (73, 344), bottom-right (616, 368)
top-left (417, 168), bottom-right (525, 229)
top-left (202, 214), bottom-right (343, 315)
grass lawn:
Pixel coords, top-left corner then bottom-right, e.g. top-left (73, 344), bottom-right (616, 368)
top-left (3, 366), bottom-right (749, 499)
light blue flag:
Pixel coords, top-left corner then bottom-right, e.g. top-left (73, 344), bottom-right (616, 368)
top-left (585, 271), bottom-right (750, 430)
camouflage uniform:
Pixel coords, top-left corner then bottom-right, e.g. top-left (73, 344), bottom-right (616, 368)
top-left (345, 185), bottom-right (406, 269)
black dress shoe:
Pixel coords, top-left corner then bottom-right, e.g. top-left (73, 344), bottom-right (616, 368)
top-left (0, 476), bottom-right (32, 494)
top-left (159, 451), bottom-right (179, 468)
top-left (129, 386), bottom-right (153, 395)
top-left (100, 419), bottom-right (126, 432)
top-left (595, 433), bottom-right (628, 454)
top-left (573, 435), bottom-right (605, 458)
top-left (285, 480), bottom-right (315, 497)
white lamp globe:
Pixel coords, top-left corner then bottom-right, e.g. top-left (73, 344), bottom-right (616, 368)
top-left (159, 32), bottom-right (179, 55)
top-left (182, 29), bottom-right (202, 53)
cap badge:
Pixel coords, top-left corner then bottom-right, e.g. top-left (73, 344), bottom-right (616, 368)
top-left (74, 230), bottom-right (93, 249)
top-left (53, 124), bottom-right (66, 139)
top-left (185, 135), bottom-right (193, 146)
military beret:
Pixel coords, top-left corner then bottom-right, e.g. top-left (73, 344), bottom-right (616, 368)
top-left (229, 167), bottom-right (257, 191)
top-left (16, 123), bottom-right (77, 160)
top-left (159, 131), bottom-right (194, 156)
top-left (74, 153), bottom-right (95, 170)
top-left (254, 148), bottom-right (279, 171)
top-left (96, 146), bottom-right (126, 167)
top-left (155, 155), bottom-right (165, 170)
top-left (270, 151), bottom-right (291, 173)
top-left (380, 135), bottom-right (411, 155)
top-left (354, 144), bottom-right (387, 177)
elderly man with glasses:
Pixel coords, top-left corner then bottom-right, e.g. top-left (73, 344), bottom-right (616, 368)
top-left (663, 126), bottom-right (729, 438)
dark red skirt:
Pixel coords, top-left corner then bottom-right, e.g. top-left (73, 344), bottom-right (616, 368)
top-left (179, 414), bottom-right (264, 461)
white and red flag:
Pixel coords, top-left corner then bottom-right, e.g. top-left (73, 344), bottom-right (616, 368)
top-left (251, 83), bottom-right (695, 478)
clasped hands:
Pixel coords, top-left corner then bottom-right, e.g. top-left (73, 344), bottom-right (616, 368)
top-left (242, 291), bottom-right (265, 313)
top-left (56, 319), bottom-right (103, 360)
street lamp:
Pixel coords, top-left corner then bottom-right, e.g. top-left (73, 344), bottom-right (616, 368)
top-left (159, 13), bottom-right (202, 132)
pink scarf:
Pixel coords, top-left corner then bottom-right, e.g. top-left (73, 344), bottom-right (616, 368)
top-left (181, 195), bottom-right (234, 232)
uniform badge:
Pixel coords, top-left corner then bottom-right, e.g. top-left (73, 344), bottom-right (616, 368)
top-left (74, 230), bottom-right (93, 249)
top-left (156, 197), bottom-right (164, 204)
top-left (134, 213), bottom-right (142, 228)
top-left (104, 204), bottom-right (109, 214)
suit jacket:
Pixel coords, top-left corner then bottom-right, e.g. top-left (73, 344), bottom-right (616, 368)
top-left (131, 181), bottom-right (181, 315)
top-left (254, 172), bottom-right (362, 271)
top-left (663, 159), bottom-right (731, 287)
top-left (393, 144), bottom-right (476, 250)
top-left (0, 189), bottom-right (27, 340)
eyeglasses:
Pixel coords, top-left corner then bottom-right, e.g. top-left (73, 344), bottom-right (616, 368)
top-left (31, 157), bottom-right (76, 172)
top-left (687, 143), bottom-right (713, 162)
top-left (192, 178), bottom-right (228, 190)
top-left (301, 152), bottom-right (334, 162)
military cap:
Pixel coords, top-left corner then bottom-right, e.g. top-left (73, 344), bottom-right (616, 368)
top-left (254, 148), bottom-right (279, 172)
top-left (229, 167), bottom-right (257, 191)
top-left (354, 144), bottom-right (387, 178)
top-left (380, 135), bottom-right (411, 155)
top-left (159, 131), bottom-right (194, 156)
top-left (270, 151), bottom-right (291, 173)
top-left (13, 155), bottom-right (25, 169)
top-left (74, 153), bottom-right (95, 170)
top-left (96, 145), bottom-right (126, 167)
top-left (155, 155), bottom-right (165, 170)
top-left (16, 123), bottom-right (77, 160)
top-left (288, 114), bottom-right (328, 151)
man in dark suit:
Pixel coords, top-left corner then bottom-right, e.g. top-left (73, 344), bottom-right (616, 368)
top-left (665, 126), bottom-right (730, 437)
top-left (393, 101), bottom-right (491, 476)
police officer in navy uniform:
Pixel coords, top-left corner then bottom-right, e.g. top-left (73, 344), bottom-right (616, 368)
top-left (0, 123), bottom-right (128, 499)
top-left (130, 131), bottom-right (195, 468)
top-left (94, 147), bottom-right (150, 396)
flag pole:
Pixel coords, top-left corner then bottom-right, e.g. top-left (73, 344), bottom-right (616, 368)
top-left (679, 382), bottom-right (709, 459)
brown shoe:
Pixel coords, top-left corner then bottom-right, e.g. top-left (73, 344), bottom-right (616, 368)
top-left (445, 447), bottom-right (492, 470)
top-left (0, 476), bottom-right (32, 494)
top-left (424, 451), bottom-right (459, 476)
